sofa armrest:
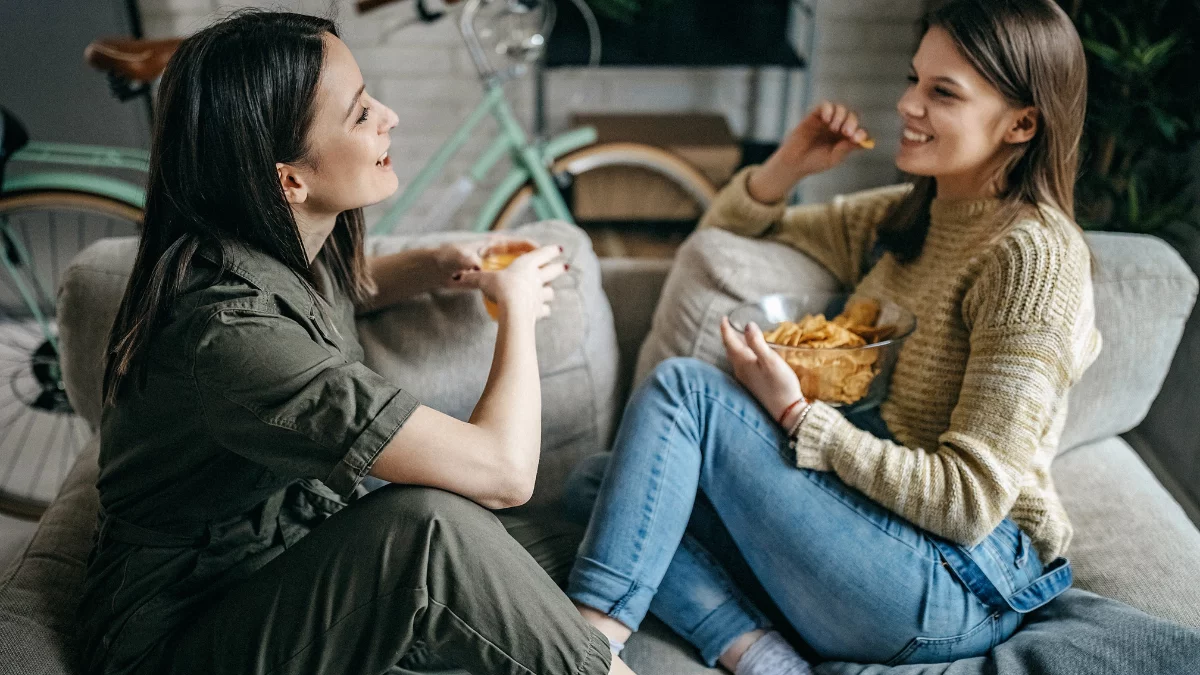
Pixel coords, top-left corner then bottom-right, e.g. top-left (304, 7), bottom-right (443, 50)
top-left (1133, 240), bottom-right (1200, 519)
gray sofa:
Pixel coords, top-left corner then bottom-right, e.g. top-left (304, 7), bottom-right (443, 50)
top-left (1, 220), bottom-right (1198, 674)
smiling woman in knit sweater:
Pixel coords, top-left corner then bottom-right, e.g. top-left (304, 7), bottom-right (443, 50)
top-left (561, 0), bottom-right (1102, 672)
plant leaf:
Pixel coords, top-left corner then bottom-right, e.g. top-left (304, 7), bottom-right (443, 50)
top-left (1082, 38), bottom-right (1122, 66)
top-left (1148, 106), bottom-right (1180, 143)
top-left (1139, 34), bottom-right (1178, 69)
top-left (1102, 10), bottom-right (1131, 50)
top-left (1127, 173), bottom-right (1140, 225)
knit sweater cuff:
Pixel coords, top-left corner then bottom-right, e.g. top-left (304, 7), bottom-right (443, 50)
top-left (719, 167), bottom-right (789, 236)
top-left (792, 401), bottom-right (848, 472)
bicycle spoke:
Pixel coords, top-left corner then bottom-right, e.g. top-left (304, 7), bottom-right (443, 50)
top-left (63, 415), bottom-right (83, 479)
top-left (50, 212), bottom-right (60, 291)
top-left (0, 349), bottom-right (26, 364)
top-left (0, 406), bottom-right (38, 486)
top-left (0, 312), bottom-right (44, 342)
top-left (0, 393), bottom-right (29, 429)
top-left (27, 413), bottom-right (63, 496)
top-left (0, 391), bottom-right (23, 417)
top-left (17, 219), bottom-right (54, 313)
top-left (0, 330), bottom-right (36, 356)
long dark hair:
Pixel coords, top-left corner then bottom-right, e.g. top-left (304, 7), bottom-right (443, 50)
top-left (102, 11), bottom-right (375, 407)
top-left (876, 0), bottom-right (1088, 262)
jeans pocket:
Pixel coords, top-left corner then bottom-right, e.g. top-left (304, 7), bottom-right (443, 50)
top-left (884, 612), bottom-right (999, 666)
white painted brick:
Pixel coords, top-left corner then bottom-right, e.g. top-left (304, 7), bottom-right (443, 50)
top-left (820, 0), bottom-right (926, 21)
top-left (382, 18), bottom-right (464, 48)
top-left (141, 12), bottom-right (218, 37)
top-left (375, 77), bottom-right (486, 106)
top-left (817, 19), bottom-right (921, 54)
top-left (811, 79), bottom-right (908, 111)
top-left (140, 0), bottom-right (216, 14)
top-left (353, 44), bottom-right (460, 76)
top-left (212, 0), bottom-right (279, 11)
top-left (817, 51), bottom-right (913, 80)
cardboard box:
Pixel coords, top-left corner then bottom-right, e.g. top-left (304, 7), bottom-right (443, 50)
top-left (570, 113), bottom-right (741, 221)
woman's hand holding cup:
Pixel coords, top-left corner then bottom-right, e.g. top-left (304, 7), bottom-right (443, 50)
top-left (451, 241), bottom-right (565, 322)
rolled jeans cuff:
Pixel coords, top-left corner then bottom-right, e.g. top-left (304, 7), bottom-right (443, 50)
top-left (687, 596), bottom-right (772, 667)
top-left (567, 556), bottom-right (659, 632)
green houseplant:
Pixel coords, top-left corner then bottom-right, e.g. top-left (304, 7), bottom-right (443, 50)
top-left (1061, 0), bottom-right (1200, 248)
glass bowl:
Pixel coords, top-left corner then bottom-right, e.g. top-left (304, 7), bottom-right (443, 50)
top-left (728, 293), bottom-right (917, 413)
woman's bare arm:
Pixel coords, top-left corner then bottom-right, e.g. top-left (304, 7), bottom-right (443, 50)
top-left (369, 245), bottom-right (563, 509)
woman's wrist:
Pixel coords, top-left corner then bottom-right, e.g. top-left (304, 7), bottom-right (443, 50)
top-left (779, 397), bottom-right (811, 432)
top-left (747, 156), bottom-right (807, 204)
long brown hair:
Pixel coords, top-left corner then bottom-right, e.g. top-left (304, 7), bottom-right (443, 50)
top-left (102, 11), bottom-right (375, 407)
top-left (876, 0), bottom-right (1088, 262)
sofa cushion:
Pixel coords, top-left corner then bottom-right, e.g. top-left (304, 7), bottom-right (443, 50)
top-left (1060, 233), bottom-right (1198, 449)
top-left (1053, 436), bottom-right (1200, 628)
top-left (57, 238), bottom-right (139, 432)
top-left (359, 220), bottom-right (620, 504)
top-left (634, 228), bottom-right (840, 384)
top-left (55, 221), bottom-right (619, 506)
top-left (0, 437), bottom-right (99, 675)
top-left (636, 229), bottom-right (1198, 453)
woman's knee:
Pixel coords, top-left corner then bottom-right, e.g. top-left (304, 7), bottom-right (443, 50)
top-left (366, 485), bottom-right (500, 534)
top-left (649, 357), bottom-right (730, 399)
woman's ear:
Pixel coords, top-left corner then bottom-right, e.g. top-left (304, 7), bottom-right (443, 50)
top-left (276, 162), bottom-right (309, 204)
top-left (1004, 107), bottom-right (1039, 145)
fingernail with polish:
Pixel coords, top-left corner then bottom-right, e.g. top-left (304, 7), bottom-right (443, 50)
top-left (558, 245), bottom-right (564, 252)
top-left (564, 264), bottom-right (570, 270)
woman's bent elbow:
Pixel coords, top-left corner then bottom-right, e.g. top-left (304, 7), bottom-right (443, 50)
top-left (479, 462), bottom-right (536, 509)
top-left (480, 479), bottom-right (534, 510)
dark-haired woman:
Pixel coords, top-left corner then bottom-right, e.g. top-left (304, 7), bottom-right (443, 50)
top-left (76, 11), bottom-right (628, 675)
top-left (563, 0), bottom-right (1101, 671)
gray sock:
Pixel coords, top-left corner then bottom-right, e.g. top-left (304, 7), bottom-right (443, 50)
top-left (734, 631), bottom-right (811, 675)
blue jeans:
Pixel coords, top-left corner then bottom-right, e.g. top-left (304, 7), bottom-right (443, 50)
top-left (563, 358), bottom-right (1071, 666)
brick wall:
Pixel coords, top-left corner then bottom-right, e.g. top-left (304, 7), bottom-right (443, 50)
top-left (137, 0), bottom-right (926, 228)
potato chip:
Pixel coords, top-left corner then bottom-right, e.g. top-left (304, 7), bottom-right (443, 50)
top-left (760, 299), bottom-right (897, 405)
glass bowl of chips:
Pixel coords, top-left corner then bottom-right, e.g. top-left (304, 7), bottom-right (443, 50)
top-left (729, 293), bottom-right (917, 413)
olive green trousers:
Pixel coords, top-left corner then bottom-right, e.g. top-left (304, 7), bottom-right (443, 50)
top-left (132, 485), bottom-right (611, 675)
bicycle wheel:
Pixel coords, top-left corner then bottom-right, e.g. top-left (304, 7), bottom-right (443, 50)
top-left (489, 142), bottom-right (717, 253)
top-left (0, 190), bottom-right (141, 518)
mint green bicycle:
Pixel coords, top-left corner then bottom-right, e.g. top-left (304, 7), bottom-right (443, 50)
top-left (0, 0), bottom-right (715, 517)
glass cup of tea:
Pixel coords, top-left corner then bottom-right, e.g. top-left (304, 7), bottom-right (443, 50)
top-left (478, 239), bottom-right (538, 320)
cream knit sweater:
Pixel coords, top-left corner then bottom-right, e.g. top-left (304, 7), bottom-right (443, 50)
top-left (699, 167), bottom-right (1102, 563)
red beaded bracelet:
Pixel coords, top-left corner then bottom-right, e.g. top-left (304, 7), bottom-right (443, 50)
top-left (777, 398), bottom-right (807, 426)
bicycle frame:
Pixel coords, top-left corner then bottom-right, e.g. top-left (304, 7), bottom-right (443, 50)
top-left (1, 142), bottom-right (148, 354)
top-left (4, 141), bottom-right (148, 207)
top-left (369, 79), bottom-right (596, 236)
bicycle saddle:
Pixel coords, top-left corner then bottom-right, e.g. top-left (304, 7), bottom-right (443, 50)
top-left (85, 37), bottom-right (184, 83)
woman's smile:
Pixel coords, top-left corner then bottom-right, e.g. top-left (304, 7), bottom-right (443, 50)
top-left (900, 127), bottom-right (934, 145)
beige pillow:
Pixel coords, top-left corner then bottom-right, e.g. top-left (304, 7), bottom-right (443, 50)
top-left (634, 227), bottom-right (841, 385)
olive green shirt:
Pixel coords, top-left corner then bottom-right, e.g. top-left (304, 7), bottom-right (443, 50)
top-left (77, 240), bottom-right (420, 675)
